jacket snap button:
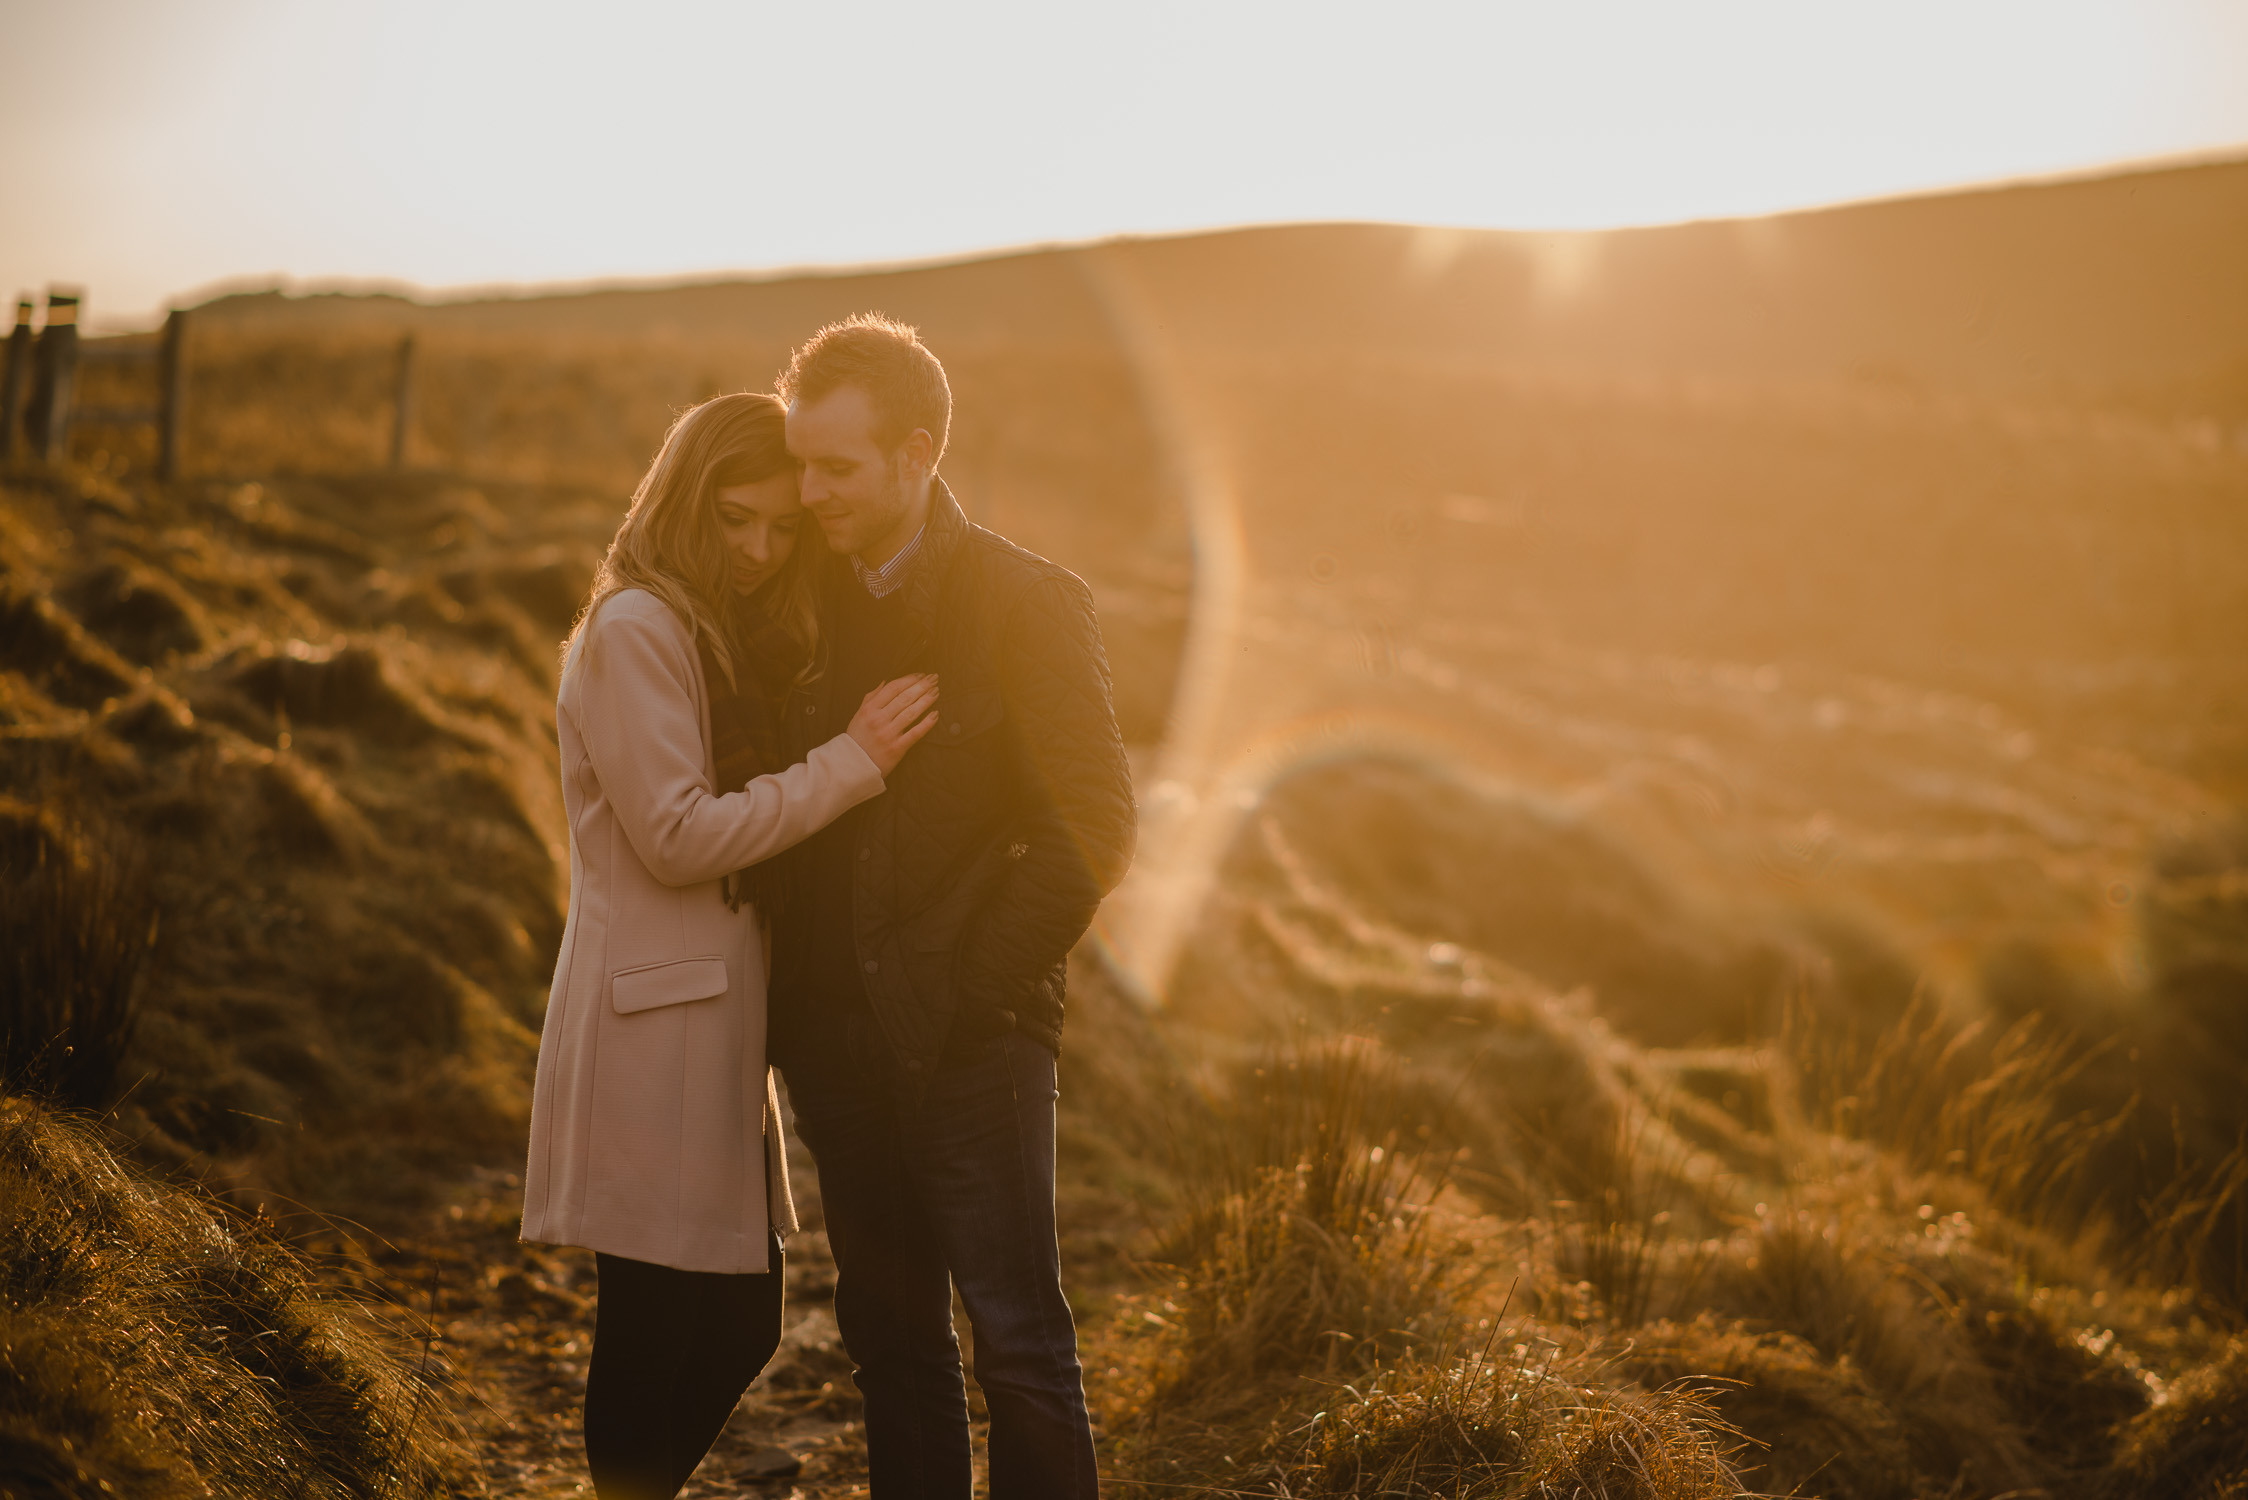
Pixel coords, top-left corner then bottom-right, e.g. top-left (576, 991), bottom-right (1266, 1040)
top-left (948, 722), bottom-right (962, 736)
top-left (858, 847), bottom-right (870, 861)
top-left (804, 705), bottom-right (815, 715)
top-left (863, 959), bottom-right (879, 974)
top-left (905, 1059), bottom-right (924, 1071)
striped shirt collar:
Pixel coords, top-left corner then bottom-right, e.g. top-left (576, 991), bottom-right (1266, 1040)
top-left (851, 523), bottom-right (928, 599)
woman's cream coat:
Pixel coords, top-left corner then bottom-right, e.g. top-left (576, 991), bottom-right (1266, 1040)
top-left (521, 588), bottom-right (884, 1273)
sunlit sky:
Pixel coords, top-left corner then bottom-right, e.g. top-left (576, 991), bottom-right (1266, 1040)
top-left (4, 0), bottom-right (2245, 327)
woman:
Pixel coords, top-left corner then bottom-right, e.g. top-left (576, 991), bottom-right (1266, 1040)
top-left (520, 392), bottom-right (935, 1500)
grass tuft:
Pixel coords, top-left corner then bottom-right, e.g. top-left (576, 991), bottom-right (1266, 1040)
top-left (1149, 1039), bottom-right (1470, 1410)
top-left (1284, 1347), bottom-right (1743, 1500)
top-left (2105, 1336), bottom-right (2248, 1500)
top-left (0, 797), bottom-right (156, 1111)
top-left (0, 1096), bottom-right (463, 1498)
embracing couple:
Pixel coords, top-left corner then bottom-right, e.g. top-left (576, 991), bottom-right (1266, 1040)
top-left (520, 315), bottom-right (1136, 1500)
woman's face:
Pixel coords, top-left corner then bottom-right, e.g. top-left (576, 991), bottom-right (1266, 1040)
top-left (713, 471), bottom-right (804, 594)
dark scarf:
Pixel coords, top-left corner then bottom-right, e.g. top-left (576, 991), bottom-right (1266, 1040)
top-left (696, 587), bottom-right (811, 917)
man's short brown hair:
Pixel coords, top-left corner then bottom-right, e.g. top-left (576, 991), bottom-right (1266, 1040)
top-left (777, 312), bottom-right (952, 465)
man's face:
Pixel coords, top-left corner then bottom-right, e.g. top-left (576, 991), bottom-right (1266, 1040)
top-left (786, 385), bottom-right (909, 558)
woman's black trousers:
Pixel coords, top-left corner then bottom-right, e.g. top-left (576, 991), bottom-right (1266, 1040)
top-left (584, 1239), bottom-right (784, 1500)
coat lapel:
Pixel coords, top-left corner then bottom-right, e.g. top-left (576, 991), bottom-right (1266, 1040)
top-left (891, 479), bottom-right (969, 671)
top-left (800, 479), bottom-right (971, 742)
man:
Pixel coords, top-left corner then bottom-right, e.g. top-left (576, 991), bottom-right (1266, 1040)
top-left (771, 313), bottom-right (1136, 1499)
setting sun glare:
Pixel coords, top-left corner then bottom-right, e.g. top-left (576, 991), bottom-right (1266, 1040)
top-left (1, 0), bottom-right (2244, 322)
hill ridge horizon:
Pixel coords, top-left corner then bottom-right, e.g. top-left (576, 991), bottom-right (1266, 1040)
top-left (141, 148), bottom-right (2246, 324)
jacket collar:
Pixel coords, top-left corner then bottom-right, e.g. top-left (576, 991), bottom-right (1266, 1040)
top-left (806, 478), bottom-right (969, 724)
top-left (894, 477), bottom-right (969, 645)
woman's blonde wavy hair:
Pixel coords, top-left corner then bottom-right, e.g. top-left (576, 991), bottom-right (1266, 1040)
top-left (567, 392), bottom-right (821, 687)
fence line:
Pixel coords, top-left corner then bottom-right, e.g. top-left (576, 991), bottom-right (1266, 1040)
top-left (1, 286), bottom-right (417, 480)
top-left (2, 291), bottom-right (82, 466)
top-left (0, 299), bottom-right (30, 465)
top-left (390, 333), bottom-right (416, 469)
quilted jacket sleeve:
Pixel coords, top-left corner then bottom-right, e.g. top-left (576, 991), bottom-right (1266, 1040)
top-left (573, 596), bottom-right (887, 888)
top-left (954, 572), bottom-right (1138, 1020)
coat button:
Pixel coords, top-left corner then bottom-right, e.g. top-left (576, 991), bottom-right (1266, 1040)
top-left (947, 722), bottom-right (962, 736)
top-left (804, 705), bottom-right (815, 716)
top-left (858, 847), bottom-right (870, 861)
top-left (905, 1059), bottom-right (923, 1071)
top-left (863, 959), bottom-right (879, 974)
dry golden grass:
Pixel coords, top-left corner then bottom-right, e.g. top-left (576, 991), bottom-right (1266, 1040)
top-left (1286, 1347), bottom-right (1744, 1500)
top-left (13, 160), bottom-right (2247, 1494)
top-left (1096, 748), bottom-right (2248, 1499)
top-left (0, 796), bottom-right (156, 1109)
top-left (0, 1097), bottom-right (460, 1497)
top-left (1097, 1039), bottom-right (1742, 1499)
top-left (2104, 1336), bottom-right (2248, 1500)
top-left (0, 463), bottom-right (587, 1221)
top-left (12, 435), bottom-right (2240, 1494)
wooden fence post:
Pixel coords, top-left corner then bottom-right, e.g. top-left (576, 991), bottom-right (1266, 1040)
top-left (390, 333), bottom-right (416, 469)
top-left (0, 299), bottom-right (29, 464)
top-left (157, 308), bottom-right (188, 481)
top-left (25, 290), bottom-right (80, 462)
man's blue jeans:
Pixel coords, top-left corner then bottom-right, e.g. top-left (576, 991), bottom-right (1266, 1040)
top-left (778, 1015), bottom-right (1100, 1499)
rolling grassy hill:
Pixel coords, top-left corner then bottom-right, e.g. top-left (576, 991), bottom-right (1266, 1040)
top-left (10, 154), bottom-right (2247, 1496)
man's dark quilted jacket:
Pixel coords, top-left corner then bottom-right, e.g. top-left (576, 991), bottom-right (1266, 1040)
top-left (777, 482), bottom-right (1137, 1084)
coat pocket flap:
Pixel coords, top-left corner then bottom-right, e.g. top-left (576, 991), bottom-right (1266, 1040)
top-left (611, 956), bottom-right (728, 1014)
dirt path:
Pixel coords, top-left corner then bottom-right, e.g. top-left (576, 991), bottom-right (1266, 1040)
top-left (330, 1075), bottom-right (1153, 1500)
top-left (338, 1165), bottom-right (881, 1499)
